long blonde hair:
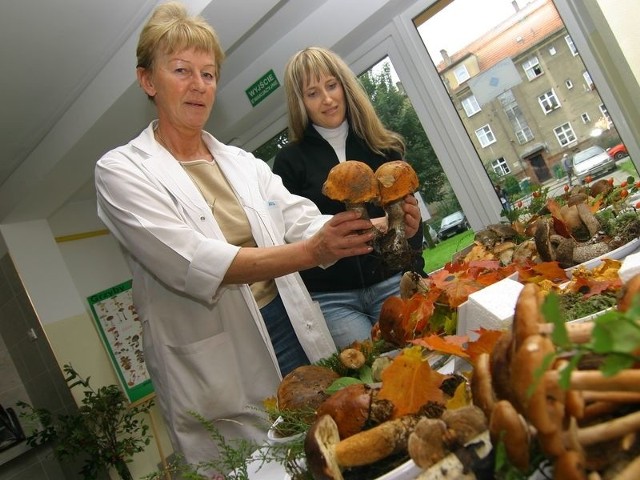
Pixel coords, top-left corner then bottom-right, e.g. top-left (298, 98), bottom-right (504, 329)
top-left (283, 47), bottom-right (405, 156)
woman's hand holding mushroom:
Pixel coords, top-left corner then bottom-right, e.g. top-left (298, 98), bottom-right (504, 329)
top-left (304, 211), bottom-right (374, 266)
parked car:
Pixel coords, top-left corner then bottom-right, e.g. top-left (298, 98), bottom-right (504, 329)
top-left (437, 211), bottom-right (469, 240)
top-left (572, 145), bottom-right (616, 184)
top-left (607, 143), bottom-right (628, 160)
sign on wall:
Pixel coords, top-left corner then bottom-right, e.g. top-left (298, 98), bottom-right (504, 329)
top-left (245, 69), bottom-right (280, 107)
top-left (87, 280), bottom-right (154, 404)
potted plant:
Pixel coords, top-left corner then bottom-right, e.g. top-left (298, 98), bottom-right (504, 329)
top-left (18, 364), bottom-right (152, 480)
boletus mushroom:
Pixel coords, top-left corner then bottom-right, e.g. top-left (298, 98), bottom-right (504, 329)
top-left (277, 365), bottom-right (340, 424)
top-left (374, 160), bottom-right (419, 268)
top-left (322, 160), bottom-right (379, 222)
top-left (305, 413), bottom-right (421, 480)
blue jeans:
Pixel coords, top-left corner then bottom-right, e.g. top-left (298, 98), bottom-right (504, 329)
top-left (311, 273), bottom-right (402, 350)
top-left (260, 294), bottom-right (309, 376)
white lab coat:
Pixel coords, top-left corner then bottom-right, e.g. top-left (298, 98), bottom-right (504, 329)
top-left (95, 121), bottom-right (336, 467)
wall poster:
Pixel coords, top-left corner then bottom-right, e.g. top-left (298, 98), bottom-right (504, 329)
top-left (87, 280), bottom-right (154, 404)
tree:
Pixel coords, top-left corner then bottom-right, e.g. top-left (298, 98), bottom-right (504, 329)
top-left (359, 63), bottom-right (448, 204)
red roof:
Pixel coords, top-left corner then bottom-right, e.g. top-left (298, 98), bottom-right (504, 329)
top-left (437, 0), bottom-right (565, 75)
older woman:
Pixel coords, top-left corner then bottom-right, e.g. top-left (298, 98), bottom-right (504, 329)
top-left (94, 2), bottom-right (420, 471)
top-left (273, 47), bottom-right (424, 350)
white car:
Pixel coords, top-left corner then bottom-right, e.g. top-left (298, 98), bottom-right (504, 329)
top-left (437, 211), bottom-right (470, 240)
top-left (572, 145), bottom-right (616, 184)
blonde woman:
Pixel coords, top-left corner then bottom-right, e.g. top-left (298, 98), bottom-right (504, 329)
top-left (273, 47), bottom-right (424, 350)
top-left (94, 6), bottom-right (419, 470)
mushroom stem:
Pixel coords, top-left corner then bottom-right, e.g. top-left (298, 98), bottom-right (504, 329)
top-left (538, 321), bottom-right (594, 343)
top-left (334, 414), bottom-right (420, 467)
top-left (581, 391), bottom-right (640, 403)
top-left (574, 409), bottom-right (640, 446)
top-left (545, 369), bottom-right (640, 392)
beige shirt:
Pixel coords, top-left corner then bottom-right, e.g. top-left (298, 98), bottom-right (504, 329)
top-left (180, 159), bottom-right (277, 307)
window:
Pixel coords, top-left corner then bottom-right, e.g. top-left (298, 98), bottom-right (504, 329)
top-left (522, 56), bottom-right (542, 80)
top-left (554, 122), bottom-right (577, 147)
top-left (491, 157), bottom-right (511, 176)
top-left (498, 91), bottom-right (534, 144)
top-left (453, 64), bottom-right (470, 84)
top-left (538, 90), bottom-right (560, 114)
top-left (581, 112), bottom-right (590, 123)
top-left (549, 46), bottom-right (556, 56)
top-left (583, 71), bottom-right (594, 90)
top-left (565, 35), bottom-right (578, 56)
top-left (515, 127), bottom-right (534, 144)
top-left (475, 125), bottom-right (496, 147)
top-left (600, 104), bottom-right (611, 122)
top-left (565, 79), bottom-right (573, 89)
top-left (461, 95), bottom-right (481, 117)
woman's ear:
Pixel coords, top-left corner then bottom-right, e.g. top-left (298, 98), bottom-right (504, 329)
top-left (137, 67), bottom-right (156, 98)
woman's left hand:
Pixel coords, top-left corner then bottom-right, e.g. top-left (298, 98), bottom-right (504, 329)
top-left (402, 194), bottom-right (421, 238)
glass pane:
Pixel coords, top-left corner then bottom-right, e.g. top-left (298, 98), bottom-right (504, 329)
top-left (413, 0), bottom-right (638, 203)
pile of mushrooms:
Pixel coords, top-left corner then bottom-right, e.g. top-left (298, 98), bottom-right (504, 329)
top-left (472, 276), bottom-right (640, 479)
top-left (323, 160), bottom-right (419, 269)
top-left (301, 346), bottom-right (492, 479)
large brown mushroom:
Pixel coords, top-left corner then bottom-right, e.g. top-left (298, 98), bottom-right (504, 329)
top-left (322, 160), bottom-right (379, 221)
top-left (304, 413), bottom-right (421, 480)
top-left (374, 160), bottom-right (419, 268)
top-left (277, 365), bottom-right (340, 421)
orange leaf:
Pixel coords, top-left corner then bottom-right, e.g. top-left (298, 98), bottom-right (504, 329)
top-left (411, 334), bottom-right (469, 358)
top-left (378, 346), bottom-right (445, 418)
top-left (466, 329), bottom-right (506, 364)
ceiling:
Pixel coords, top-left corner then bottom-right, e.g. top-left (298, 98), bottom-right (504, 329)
top-left (0, 0), bottom-right (411, 224)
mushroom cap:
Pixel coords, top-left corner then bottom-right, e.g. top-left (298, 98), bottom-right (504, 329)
top-left (315, 383), bottom-right (373, 439)
top-left (618, 273), bottom-right (640, 312)
top-left (277, 365), bottom-right (340, 417)
top-left (407, 417), bottom-right (448, 469)
top-left (374, 160), bottom-right (419, 204)
top-left (489, 400), bottom-right (530, 472)
top-left (304, 414), bottom-right (343, 480)
top-left (322, 160), bottom-right (379, 204)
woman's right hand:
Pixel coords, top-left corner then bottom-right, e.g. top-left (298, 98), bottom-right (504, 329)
top-left (304, 211), bottom-right (375, 266)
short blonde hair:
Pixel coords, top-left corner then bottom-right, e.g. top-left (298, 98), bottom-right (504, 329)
top-left (137, 1), bottom-right (225, 80)
top-left (283, 47), bottom-right (404, 156)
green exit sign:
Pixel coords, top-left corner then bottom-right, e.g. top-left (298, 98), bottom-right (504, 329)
top-left (245, 69), bottom-right (280, 107)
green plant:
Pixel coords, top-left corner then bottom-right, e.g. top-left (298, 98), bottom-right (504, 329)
top-left (18, 364), bottom-right (152, 480)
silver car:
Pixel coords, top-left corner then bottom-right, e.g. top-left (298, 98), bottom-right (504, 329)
top-left (572, 145), bottom-right (616, 184)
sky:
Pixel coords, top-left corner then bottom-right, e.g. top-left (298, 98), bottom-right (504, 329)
top-left (417, 0), bottom-right (531, 65)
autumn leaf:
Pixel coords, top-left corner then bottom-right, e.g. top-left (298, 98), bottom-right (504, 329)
top-left (446, 381), bottom-right (472, 410)
top-left (378, 346), bottom-right (445, 418)
top-left (411, 334), bottom-right (469, 358)
top-left (466, 328), bottom-right (506, 364)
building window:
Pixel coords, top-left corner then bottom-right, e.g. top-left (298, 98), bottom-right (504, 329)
top-left (565, 35), bottom-right (578, 56)
top-left (499, 90), bottom-right (534, 145)
top-left (549, 46), bottom-right (556, 56)
top-left (461, 95), bottom-right (481, 117)
top-left (453, 64), bottom-right (470, 84)
top-left (600, 104), bottom-right (611, 122)
top-left (583, 71), bottom-right (594, 90)
top-left (522, 56), bottom-right (543, 80)
top-left (565, 79), bottom-right (573, 89)
top-left (491, 157), bottom-right (511, 176)
top-left (581, 112), bottom-right (590, 123)
top-left (515, 127), bottom-right (534, 144)
top-left (554, 122), bottom-right (577, 147)
top-left (538, 90), bottom-right (561, 114)
top-left (475, 125), bottom-right (496, 147)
